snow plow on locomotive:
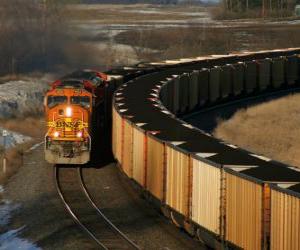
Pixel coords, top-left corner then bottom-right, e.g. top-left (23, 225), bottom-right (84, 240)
top-left (44, 70), bottom-right (108, 164)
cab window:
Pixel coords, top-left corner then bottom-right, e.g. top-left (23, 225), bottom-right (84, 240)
top-left (47, 96), bottom-right (67, 108)
top-left (71, 96), bottom-right (91, 109)
top-left (91, 76), bottom-right (104, 87)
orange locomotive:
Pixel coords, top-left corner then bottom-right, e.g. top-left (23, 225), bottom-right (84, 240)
top-left (44, 70), bottom-right (108, 164)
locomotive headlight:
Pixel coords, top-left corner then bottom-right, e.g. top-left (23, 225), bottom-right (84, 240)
top-left (76, 131), bottom-right (83, 138)
top-left (53, 131), bottom-right (59, 137)
top-left (66, 107), bottom-right (72, 117)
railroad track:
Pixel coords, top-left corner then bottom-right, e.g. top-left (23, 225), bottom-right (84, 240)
top-left (54, 165), bottom-right (140, 250)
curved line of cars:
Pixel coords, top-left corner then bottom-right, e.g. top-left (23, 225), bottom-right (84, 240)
top-left (111, 48), bottom-right (300, 249)
top-left (44, 48), bottom-right (300, 249)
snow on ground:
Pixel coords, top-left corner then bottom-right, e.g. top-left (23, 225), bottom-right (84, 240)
top-left (0, 128), bottom-right (32, 149)
top-left (0, 199), bottom-right (19, 227)
top-left (0, 227), bottom-right (41, 250)
top-left (0, 77), bottom-right (48, 250)
top-left (0, 77), bottom-right (50, 119)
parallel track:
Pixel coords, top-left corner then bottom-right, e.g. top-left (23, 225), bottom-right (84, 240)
top-left (54, 165), bottom-right (140, 250)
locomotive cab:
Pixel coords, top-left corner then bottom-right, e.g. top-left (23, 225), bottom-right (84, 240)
top-left (44, 80), bottom-right (93, 164)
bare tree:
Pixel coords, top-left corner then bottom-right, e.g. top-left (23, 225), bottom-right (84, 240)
top-left (0, 0), bottom-right (69, 76)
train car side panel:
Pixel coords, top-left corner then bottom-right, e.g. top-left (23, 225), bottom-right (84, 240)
top-left (166, 146), bottom-right (189, 216)
top-left (123, 120), bottom-right (133, 177)
top-left (146, 136), bottom-right (165, 200)
top-left (270, 188), bottom-right (300, 250)
top-left (132, 127), bottom-right (146, 187)
top-left (115, 109), bottom-right (123, 164)
top-left (225, 172), bottom-right (263, 250)
top-left (191, 158), bottom-right (221, 235)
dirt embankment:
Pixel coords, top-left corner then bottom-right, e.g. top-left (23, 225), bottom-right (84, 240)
top-left (0, 77), bottom-right (48, 185)
top-left (214, 93), bottom-right (300, 167)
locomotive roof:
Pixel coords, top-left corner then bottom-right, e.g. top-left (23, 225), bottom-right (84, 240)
top-left (56, 79), bottom-right (85, 89)
top-left (62, 70), bottom-right (98, 81)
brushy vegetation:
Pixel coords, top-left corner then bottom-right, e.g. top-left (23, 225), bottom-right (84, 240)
top-left (0, 141), bottom-right (35, 185)
top-left (0, 116), bottom-right (45, 185)
top-left (115, 25), bottom-right (300, 62)
top-left (0, 0), bottom-right (69, 75)
top-left (0, 0), bottom-right (114, 75)
top-left (0, 117), bottom-right (45, 139)
top-left (214, 94), bottom-right (300, 167)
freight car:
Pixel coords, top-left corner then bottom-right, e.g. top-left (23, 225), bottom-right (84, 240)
top-left (44, 70), bottom-right (108, 164)
top-left (111, 49), bottom-right (300, 249)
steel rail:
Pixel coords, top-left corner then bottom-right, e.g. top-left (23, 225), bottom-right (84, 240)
top-left (78, 167), bottom-right (140, 250)
top-left (54, 165), bottom-right (108, 250)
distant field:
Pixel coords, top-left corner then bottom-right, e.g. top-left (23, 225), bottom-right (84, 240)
top-left (67, 4), bottom-right (209, 24)
top-left (214, 94), bottom-right (300, 167)
top-left (65, 4), bottom-right (300, 70)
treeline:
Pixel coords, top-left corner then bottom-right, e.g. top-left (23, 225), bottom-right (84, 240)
top-left (223, 0), bottom-right (300, 13)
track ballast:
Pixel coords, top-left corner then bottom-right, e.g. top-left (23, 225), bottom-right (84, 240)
top-left (54, 165), bottom-right (140, 250)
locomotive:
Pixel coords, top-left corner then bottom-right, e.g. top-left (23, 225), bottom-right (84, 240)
top-left (44, 70), bottom-right (108, 164)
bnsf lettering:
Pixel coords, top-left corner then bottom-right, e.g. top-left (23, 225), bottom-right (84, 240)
top-left (56, 121), bottom-right (81, 128)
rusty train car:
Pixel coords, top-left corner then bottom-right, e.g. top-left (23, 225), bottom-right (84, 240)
top-left (44, 70), bottom-right (108, 164)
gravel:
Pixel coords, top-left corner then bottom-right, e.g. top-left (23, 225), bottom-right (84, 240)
top-left (0, 144), bottom-right (206, 249)
top-left (0, 75), bottom-right (204, 249)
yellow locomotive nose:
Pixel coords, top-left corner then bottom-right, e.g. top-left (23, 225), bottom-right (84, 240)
top-left (64, 117), bottom-right (73, 132)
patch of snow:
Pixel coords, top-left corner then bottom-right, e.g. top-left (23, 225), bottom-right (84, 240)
top-left (0, 128), bottom-right (32, 149)
top-left (0, 227), bottom-right (41, 250)
top-left (0, 200), bottom-right (19, 226)
top-left (0, 185), bottom-right (3, 193)
top-left (122, 9), bottom-right (162, 15)
top-left (25, 142), bottom-right (44, 153)
top-left (0, 199), bottom-right (38, 250)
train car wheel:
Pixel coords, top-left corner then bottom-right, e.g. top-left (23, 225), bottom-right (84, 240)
top-left (170, 211), bottom-right (181, 228)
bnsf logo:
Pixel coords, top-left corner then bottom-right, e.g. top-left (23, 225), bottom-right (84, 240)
top-left (56, 120), bottom-right (83, 129)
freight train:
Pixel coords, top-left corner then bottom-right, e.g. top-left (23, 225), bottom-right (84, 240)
top-left (45, 48), bottom-right (300, 249)
top-left (44, 70), bottom-right (108, 164)
top-left (111, 49), bottom-right (300, 249)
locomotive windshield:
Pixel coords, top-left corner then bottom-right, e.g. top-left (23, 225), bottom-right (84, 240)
top-left (71, 96), bottom-right (91, 109)
top-left (47, 96), bottom-right (67, 108)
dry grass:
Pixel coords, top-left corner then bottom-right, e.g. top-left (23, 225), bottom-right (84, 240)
top-left (66, 4), bottom-right (207, 23)
top-left (0, 116), bottom-right (45, 139)
top-left (0, 141), bottom-right (34, 185)
top-left (115, 24), bottom-right (300, 62)
top-left (0, 116), bottom-right (45, 185)
top-left (214, 94), bottom-right (300, 167)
